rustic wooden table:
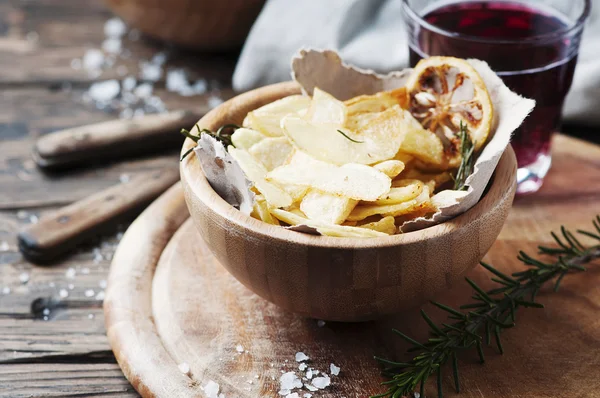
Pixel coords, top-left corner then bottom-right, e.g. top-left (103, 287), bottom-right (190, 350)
top-left (0, 1), bottom-right (598, 397)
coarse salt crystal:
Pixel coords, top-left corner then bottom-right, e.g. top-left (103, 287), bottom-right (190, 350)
top-left (59, 289), bottom-right (68, 298)
top-left (42, 308), bottom-right (50, 316)
top-left (285, 393), bottom-right (299, 398)
top-left (295, 352), bottom-right (309, 362)
top-left (17, 210), bottom-right (28, 219)
top-left (311, 375), bottom-right (331, 389)
top-left (83, 49), bottom-right (104, 71)
top-left (192, 79), bottom-right (208, 95)
top-left (236, 344), bottom-right (244, 353)
top-left (330, 363), bottom-right (340, 376)
top-left (303, 394), bottom-right (312, 398)
top-left (317, 320), bottom-right (326, 327)
top-left (120, 108), bottom-right (134, 119)
top-left (0, 241), bottom-right (9, 251)
top-left (66, 268), bottom-right (76, 279)
top-left (279, 371), bottom-right (302, 391)
top-left (299, 363), bottom-right (307, 371)
top-left (99, 280), bottom-right (107, 289)
top-left (104, 18), bottom-right (127, 38)
top-left (151, 52), bottom-right (168, 66)
top-left (133, 109), bottom-right (145, 118)
top-left (178, 362), bottom-right (190, 374)
top-left (414, 393), bottom-right (421, 398)
top-left (68, 284), bottom-right (74, 290)
top-left (95, 291), bottom-right (105, 301)
top-left (279, 390), bottom-right (290, 396)
top-left (2, 287), bottom-right (11, 295)
top-left (88, 80), bottom-right (120, 102)
top-left (305, 369), bottom-right (313, 379)
top-left (119, 173), bottom-right (130, 183)
top-left (102, 38), bottom-right (122, 54)
top-left (207, 95), bottom-right (223, 109)
top-left (85, 289), bottom-right (95, 297)
top-left (134, 83), bottom-right (153, 99)
top-left (19, 272), bottom-right (29, 284)
top-left (202, 380), bottom-right (220, 398)
top-left (29, 214), bottom-right (39, 224)
top-left (139, 62), bottom-right (162, 82)
top-left (88, 314), bottom-right (94, 319)
top-left (81, 267), bottom-right (90, 275)
top-left (122, 76), bottom-right (136, 91)
top-left (304, 384), bottom-right (318, 392)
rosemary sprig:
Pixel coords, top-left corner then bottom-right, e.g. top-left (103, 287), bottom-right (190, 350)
top-left (373, 216), bottom-right (600, 398)
top-left (337, 129), bottom-right (364, 143)
top-left (453, 122), bottom-right (476, 191)
top-left (180, 123), bottom-right (240, 160)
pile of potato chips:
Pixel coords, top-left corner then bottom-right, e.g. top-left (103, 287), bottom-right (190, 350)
top-left (225, 57), bottom-right (493, 237)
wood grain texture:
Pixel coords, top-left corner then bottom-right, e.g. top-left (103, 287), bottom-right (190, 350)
top-left (104, 0), bottom-right (265, 50)
top-left (105, 135), bottom-right (600, 397)
top-left (18, 168), bottom-right (179, 263)
top-left (180, 82), bottom-right (517, 321)
top-left (33, 110), bottom-right (199, 168)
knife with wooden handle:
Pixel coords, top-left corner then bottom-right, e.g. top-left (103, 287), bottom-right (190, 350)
top-left (18, 168), bottom-right (180, 263)
top-left (33, 110), bottom-right (200, 168)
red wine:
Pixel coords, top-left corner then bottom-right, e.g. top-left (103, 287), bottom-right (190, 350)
top-left (409, 1), bottom-right (578, 168)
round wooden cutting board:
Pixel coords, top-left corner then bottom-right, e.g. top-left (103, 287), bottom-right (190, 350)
top-left (105, 135), bottom-right (600, 398)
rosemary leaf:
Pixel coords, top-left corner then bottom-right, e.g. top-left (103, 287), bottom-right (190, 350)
top-left (453, 122), bottom-right (475, 191)
top-left (337, 129), bottom-right (364, 143)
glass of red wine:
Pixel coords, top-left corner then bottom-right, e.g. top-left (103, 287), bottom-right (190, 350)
top-left (402, 0), bottom-right (591, 194)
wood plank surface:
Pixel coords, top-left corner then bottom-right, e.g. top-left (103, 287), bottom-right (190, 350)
top-left (1, 0), bottom-right (599, 396)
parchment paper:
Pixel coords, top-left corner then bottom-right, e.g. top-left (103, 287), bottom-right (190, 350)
top-left (291, 49), bottom-right (535, 232)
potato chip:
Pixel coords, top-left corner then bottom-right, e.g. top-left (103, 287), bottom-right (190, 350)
top-left (300, 190), bottom-right (358, 225)
top-left (372, 181), bottom-right (423, 205)
top-left (344, 91), bottom-right (399, 115)
top-left (252, 195), bottom-right (279, 225)
top-left (267, 155), bottom-right (391, 201)
top-left (400, 169), bottom-right (453, 190)
top-left (228, 147), bottom-right (293, 208)
top-left (397, 110), bottom-right (445, 166)
top-left (394, 152), bottom-right (414, 165)
top-left (305, 87), bottom-right (346, 125)
top-left (282, 104), bottom-right (407, 165)
top-left (248, 137), bottom-right (293, 171)
top-left (347, 186), bottom-right (431, 221)
top-left (373, 160), bottom-right (405, 178)
top-left (270, 208), bottom-right (388, 238)
top-left (231, 128), bottom-right (265, 149)
top-left (358, 216), bottom-right (397, 235)
top-left (243, 95), bottom-right (311, 137)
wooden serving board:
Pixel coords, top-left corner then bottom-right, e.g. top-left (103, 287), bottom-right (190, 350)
top-left (105, 135), bottom-right (600, 398)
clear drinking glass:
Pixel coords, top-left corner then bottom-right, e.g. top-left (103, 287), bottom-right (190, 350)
top-left (402, 0), bottom-right (591, 194)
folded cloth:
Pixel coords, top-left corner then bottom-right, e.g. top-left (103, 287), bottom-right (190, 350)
top-left (233, 0), bottom-right (600, 125)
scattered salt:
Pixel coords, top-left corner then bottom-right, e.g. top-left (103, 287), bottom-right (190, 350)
top-left (317, 320), bottom-right (326, 327)
top-left (95, 291), bottom-right (105, 301)
top-left (279, 372), bottom-right (302, 393)
top-left (59, 289), bottom-right (69, 298)
top-left (134, 83), bottom-right (153, 99)
top-left (29, 214), bottom-right (39, 224)
top-left (66, 268), bottom-right (76, 279)
top-left (104, 18), bottom-right (127, 38)
top-left (2, 287), bottom-right (11, 295)
top-left (84, 289), bottom-right (95, 298)
top-left (304, 384), bottom-right (318, 392)
top-left (43, 316), bottom-right (48, 321)
top-left (311, 375), bottom-right (331, 389)
top-left (99, 280), bottom-right (107, 289)
top-left (139, 61), bottom-right (162, 82)
top-left (305, 369), bottom-right (313, 379)
top-left (19, 272), bottom-right (29, 284)
top-left (414, 393), bottom-right (421, 398)
top-left (299, 363), bottom-right (307, 371)
top-left (49, 282), bottom-right (55, 288)
top-left (0, 241), bottom-right (9, 251)
top-left (17, 210), bottom-right (28, 219)
top-left (285, 393), bottom-right (299, 398)
top-left (68, 284), bottom-right (74, 290)
top-left (122, 76), bottom-right (136, 91)
top-left (330, 363), bottom-right (340, 376)
top-left (236, 344), bottom-right (244, 353)
top-left (42, 308), bottom-right (50, 316)
top-left (88, 80), bottom-right (120, 102)
top-left (192, 79), bottom-right (208, 95)
top-left (81, 267), bottom-right (90, 275)
top-left (88, 314), bottom-right (94, 319)
top-left (119, 173), bottom-right (131, 183)
top-left (202, 380), bottom-right (220, 398)
top-left (82, 49), bottom-right (104, 71)
top-left (246, 380), bottom-right (253, 384)
top-left (207, 95), bottom-right (224, 109)
top-left (151, 52), bottom-right (168, 66)
top-left (303, 394), bottom-right (312, 398)
top-left (295, 352), bottom-right (309, 362)
top-left (102, 38), bottom-right (122, 54)
top-left (254, 375), bottom-right (259, 379)
top-left (178, 362), bottom-right (190, 375)
top-left (120, 108), bottom-right (134, 119)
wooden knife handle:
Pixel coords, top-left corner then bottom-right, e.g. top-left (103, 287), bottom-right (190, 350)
top-left (18, 168), bottom-right (180, 263)
top-left (33, 110), bottom-right (200, 168)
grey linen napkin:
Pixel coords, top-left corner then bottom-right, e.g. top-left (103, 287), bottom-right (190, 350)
top-left (233, 0), bottom-right (600, 124)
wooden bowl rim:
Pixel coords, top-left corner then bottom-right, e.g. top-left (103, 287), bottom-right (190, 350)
top-left (181, 82), bottom-right (516, 249)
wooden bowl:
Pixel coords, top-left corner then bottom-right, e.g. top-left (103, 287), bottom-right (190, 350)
top-left (104, 0), bottom-right (265, 50)
top-left (180, 81), bottom-right (517, 322)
